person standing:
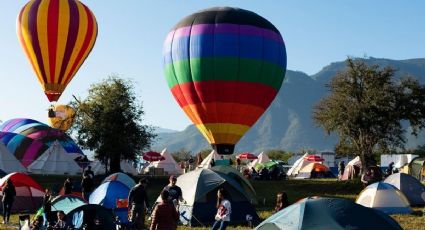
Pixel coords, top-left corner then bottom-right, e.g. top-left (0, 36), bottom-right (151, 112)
top-left (274, 191), bottom-right (289, 213)
top-left (83, 165), bottom-right (95, 179)
top-left (150, 190), bottom-right (179, 230)
top-left (163, 175), bottom-right (185, 210)
top-left (2, 179), bottom-right (16, 224)
top-left (212, 188), bottom-right (231, 230)
top-left (63, 178), bottom-right (73, 195)
top-left (338, 161), bottom-right (345, 180)
top-left (128, 178), bottom-right (150, 230)
top-left (81, 175), bottom-right (94, 201)
top-left (43, 188), bottom-right (53, 226)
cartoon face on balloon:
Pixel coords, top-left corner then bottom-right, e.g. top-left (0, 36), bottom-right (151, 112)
top-left (17, 0), bottom-right (98, 102)
top-left (163, 7), bottom-right (287, 154)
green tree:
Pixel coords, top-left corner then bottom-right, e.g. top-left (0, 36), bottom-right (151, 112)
top-left (313, 58), bottom-right (425, 170)
top-left (171, 148), bottom-right (192, 163)
top-left (266, 149), bottom-right (293, 163)
top-left (72, 76), bottom-right (156, 173)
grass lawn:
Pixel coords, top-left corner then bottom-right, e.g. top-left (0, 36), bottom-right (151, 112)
top-left (2, 176), bottom-right (424, 229)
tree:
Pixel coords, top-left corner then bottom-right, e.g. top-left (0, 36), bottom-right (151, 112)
top-left (313, 58), bottom-right (425, 170)
top-left (72, 76), bottom-right (156, 173)
top-left (171, 148), bottom-right (192, 163)
top-left (266, 149), bottom-right (293, 163)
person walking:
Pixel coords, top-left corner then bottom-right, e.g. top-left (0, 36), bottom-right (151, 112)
top-left (150, 190), bottom-right (179, 230)
top-left (274, 191), bottom-right (289, 213)
top-left (128, 178), bottom-right (150, 230)
top-left (212, 188), bottom-right (231, 230)
top-left (1, 179), bottom-right (16, 224)
top-left (83, 165), bottom-right (95, 179)
top-left (81, 175), bottom-right (94, 201)
top-left (163, 175), bottom-right (185, 210)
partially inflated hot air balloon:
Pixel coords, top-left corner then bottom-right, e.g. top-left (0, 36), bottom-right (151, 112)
top-left (17, 0), bottom-right (98, 102)
top-left (163, 7), bottom-right (287, 155)
top-left (47, 104), bottom-right (76, 131)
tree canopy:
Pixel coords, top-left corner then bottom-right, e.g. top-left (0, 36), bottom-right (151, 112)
top-left (72, 76), bottom-right (156, 173)
top-left (313, 58), bottom-right (425, 169)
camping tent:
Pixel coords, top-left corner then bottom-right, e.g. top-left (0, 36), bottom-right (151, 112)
top-left (287, 153), bottom-right (309, 176)
top-left (146, 149), bottom-right (183, 175)
top-left (51, 195), bottom-right (87, 214)
top-left (0, 172), bottom-right (44, 212)
top-left (66, 204), bottom-right (116, 230)
top-left (381, 154), bottom-right (418, 169)
top-left (89, 181), bottom-right (130, 224)
top-left (356, 182), bottom-right (412, 214)
top-left (161, 168), bottom-right (258, 226)
top-left (248, 152), bottom-right (270, 169)
top-left (408, 157), bottom-right (425, 182)
top-left (295, 162), bottom-right (334, 179)
top-left (0, 141), bottom-right (26, 173)
top-left (102, 172), bottom-right (136, 189)
top-left (341, 156), bottom-right (362, 181)
top-left (27, 141), bottom-right (82, 175)
top-left (384, 173), bottom-right (425, 206)
top-left (197, 150), bottom-right (221, 169)
top-left (254, 197), bottom-right (402, 230)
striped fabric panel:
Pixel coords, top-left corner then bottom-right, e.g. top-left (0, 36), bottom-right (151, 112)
top-left (17, 0), bottom-right (97, 101)
top-left (196, 123), bottom-right (249, 144)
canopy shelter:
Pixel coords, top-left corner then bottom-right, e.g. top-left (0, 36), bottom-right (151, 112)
top-left (145, 149), bottom-right (183, 175)
top-left (27, 141), bottom-right (82, 175)
top-left (0, 172), bottom-right (44, 212)
top-left (384, 173), bottom-right (425, 206)
top-left (197, 150), bottom-right (221, 169)
top-left (341, 156), bottom-right (362, 181)
top-left (143, 151), bottom-right (165, 161)
top-left (158, 167), bottom-right (259, 226)
top-left (254, 197), bottom-right (402, 230)
top-left (0, 141), bottom-right (26, 173)
top-left (237, 152), bottom-right (258, 160)
top-left (287, 153), bottom-right (309, 176)
top-left (408, 157), bottom-right (425, 182)
top-left (356, 182), bottom-right (412, 214)
top-left (248, 152), bottom-right (270, 169)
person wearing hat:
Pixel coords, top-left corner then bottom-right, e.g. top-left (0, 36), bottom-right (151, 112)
top-left (163, 175), bottom-right (185, 210)
top-left (128, 178), bottom-right (150, 230)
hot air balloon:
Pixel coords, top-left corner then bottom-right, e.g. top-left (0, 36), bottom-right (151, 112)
top-left (47, 104), bottom-right (76, 131)
top-left (163, 7), bottom-right (287, 155)
top-left (17, 0), bottom-right (98, 102)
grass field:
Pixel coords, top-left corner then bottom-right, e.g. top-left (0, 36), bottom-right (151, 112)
top-left (2, 176), bottom-right (424, 229)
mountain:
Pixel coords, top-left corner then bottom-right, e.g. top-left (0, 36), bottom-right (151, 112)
top-left (152, 58), bottom-right (425, 154)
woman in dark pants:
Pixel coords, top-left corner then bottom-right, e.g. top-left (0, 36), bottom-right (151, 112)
top-left (2, 179), bottom-right (16, 224)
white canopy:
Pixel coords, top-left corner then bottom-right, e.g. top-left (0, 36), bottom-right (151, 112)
top-left (146, 149), bottom-right (183, 175)
top-left (287, 153), bottom-right (309, 176)
top-left (248, 152), bottom-right (270, 169)
top-left (90, 160), bottom-right (138, 175)
top-left (0, 141), bottom-right (26, 173)
top-left (27, 141), bottom-right (82, 175)
top-left (120, 160), bottom-right (138, 176)
top-left (197, 150), bottom-right (221, 169)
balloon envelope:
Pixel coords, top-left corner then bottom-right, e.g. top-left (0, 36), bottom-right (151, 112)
top-left (17, 0), bottom-right (98, 102)
top-left (48, 104), bottom-right (76, 131)
top-left (163, 7), bottom-right (287, 154)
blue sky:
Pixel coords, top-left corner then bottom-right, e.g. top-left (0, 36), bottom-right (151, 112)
top-left (0, 0), bottom-right (424, 131)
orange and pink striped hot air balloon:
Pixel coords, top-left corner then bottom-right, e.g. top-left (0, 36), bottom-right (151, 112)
top-left (163, 7), bottom-right (287, 155)
top-left (17, 0), bottom-right (98, 102)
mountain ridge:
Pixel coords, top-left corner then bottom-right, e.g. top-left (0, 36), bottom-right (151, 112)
top-left (152, 58), bottom-right (425, 154)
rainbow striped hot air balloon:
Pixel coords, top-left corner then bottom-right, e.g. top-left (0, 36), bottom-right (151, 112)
top-left (163, 7), bottom-right (287, 155)
top-left (17, 0), bottom-right (98, 102)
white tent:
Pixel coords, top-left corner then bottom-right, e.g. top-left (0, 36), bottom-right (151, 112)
top-left (381, 154), bottom-right (418, 168)
top-left (120, 160), bottom-right (138, 176)
top-left (197, 150), bottom-right (221, 169)
top-left (90, 160), bottom-right (138, 175)
top-left (146, 149), bottom-right (183, 175)
top-left (287, 153), bottom-right (309, 176)
top-left (341, 156), bottom-right (362, 180)
top-left (27, 141), bottom-right (82, 175)
top-left (0, 141), bottom-right (26, 173)
top-left (247, 152), bottom-right (270, 169)
top-left (356, 182), bottom-right (412, 214)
